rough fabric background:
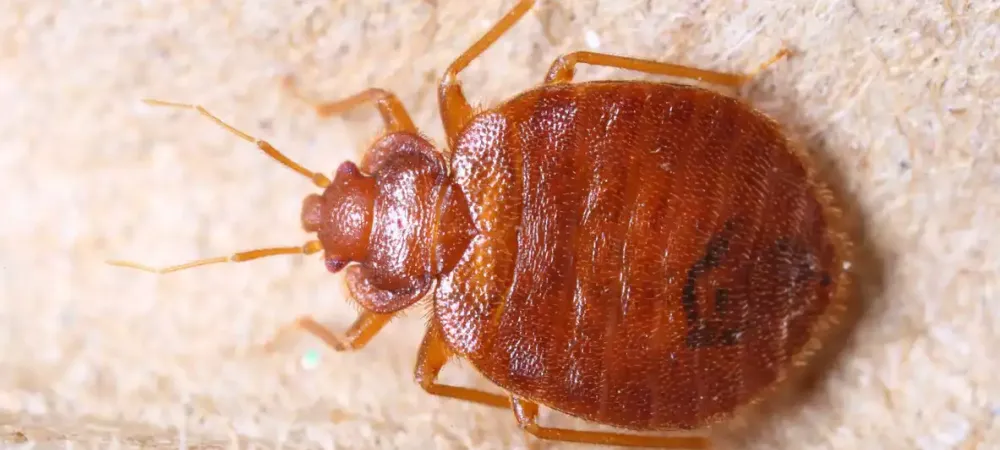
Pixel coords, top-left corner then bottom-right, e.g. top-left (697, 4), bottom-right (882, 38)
top-left (1, 0), bottom-right (998, 449)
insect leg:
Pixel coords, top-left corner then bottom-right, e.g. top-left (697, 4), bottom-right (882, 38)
top-left (264, 310), bottom-right (394, 352)
top-left (544, 48), bottom-right (790, 87)
top-left (438, 0), bottom-right (536, 148)
top-left (282, 78), bottom-right (417, 133)
top-left (509, 397), bottom-right (710, 449)
top-left (414, 326), bottom-right (510, 409)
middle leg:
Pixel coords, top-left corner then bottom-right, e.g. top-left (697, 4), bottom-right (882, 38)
top-left (544, 49), bottom-right (791, 87)
top-left (438, 0), bottom-right (536, 148)
top-left (412, 326), bottom-right (708, 448)
top-left (511, 397), bottom-right (711, 449)
top-left (413, 326), bottom-right (510, 409)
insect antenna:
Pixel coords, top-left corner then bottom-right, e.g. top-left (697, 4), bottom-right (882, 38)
top-left (109, 99), bottom-right (334, 274)
top-left (141, 99), bottom-right (331, 189)
top-left (107, 241), bottom-right (324, 274)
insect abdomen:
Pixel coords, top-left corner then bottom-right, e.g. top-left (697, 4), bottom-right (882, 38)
top-left (436, 81), bottom-right (847, 430)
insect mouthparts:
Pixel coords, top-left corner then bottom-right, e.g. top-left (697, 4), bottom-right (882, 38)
top-left (301, 193), bottom-right (324, 233)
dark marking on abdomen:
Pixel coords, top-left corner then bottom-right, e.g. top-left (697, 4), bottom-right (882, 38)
top-left (682, 220), bottom-right (743, 349)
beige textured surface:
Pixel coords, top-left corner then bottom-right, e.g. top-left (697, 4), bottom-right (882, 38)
top-left (2, 0), bottom-right (998, 448)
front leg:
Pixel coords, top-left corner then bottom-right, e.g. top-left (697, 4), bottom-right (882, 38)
top-left (265, 309), bottom-right (394, 352)
top-left (266, 264), bottom-right (434, 351)
top-left (283, 77), bottom-right (417, 134)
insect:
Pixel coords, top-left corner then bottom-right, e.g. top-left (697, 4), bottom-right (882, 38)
top-left (112, 0), bottom-right (854, 448)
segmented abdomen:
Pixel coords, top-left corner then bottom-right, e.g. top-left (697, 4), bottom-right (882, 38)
top-left (434, 81), bottom-right (846, 430)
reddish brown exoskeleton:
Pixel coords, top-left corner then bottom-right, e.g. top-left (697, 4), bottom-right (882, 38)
top-left (112, 1), bottom-right (855, 447)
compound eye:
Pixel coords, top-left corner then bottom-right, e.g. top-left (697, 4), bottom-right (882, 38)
top-left (335, 161), bottom-right (360, 178)
top-left (324, 256), bottom-right (348, 273)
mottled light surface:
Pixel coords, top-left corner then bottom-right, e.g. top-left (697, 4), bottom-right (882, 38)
top-left (1, 0), bottom-right (997, 449)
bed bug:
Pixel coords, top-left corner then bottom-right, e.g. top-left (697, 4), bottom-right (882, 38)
top-left (111, 0), bottom-right (855, 447)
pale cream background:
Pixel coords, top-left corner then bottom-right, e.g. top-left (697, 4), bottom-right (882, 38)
top-left (1, 0), bottom-right (998, 449)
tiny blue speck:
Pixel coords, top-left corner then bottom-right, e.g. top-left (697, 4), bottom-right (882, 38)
top-left (301, 349), bottom-right (321, 370)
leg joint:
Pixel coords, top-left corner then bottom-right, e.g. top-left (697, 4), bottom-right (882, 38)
top-left (544, 53), bottom-right (578, 83)
top-left (414, 368), bottom-right (434, 392)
